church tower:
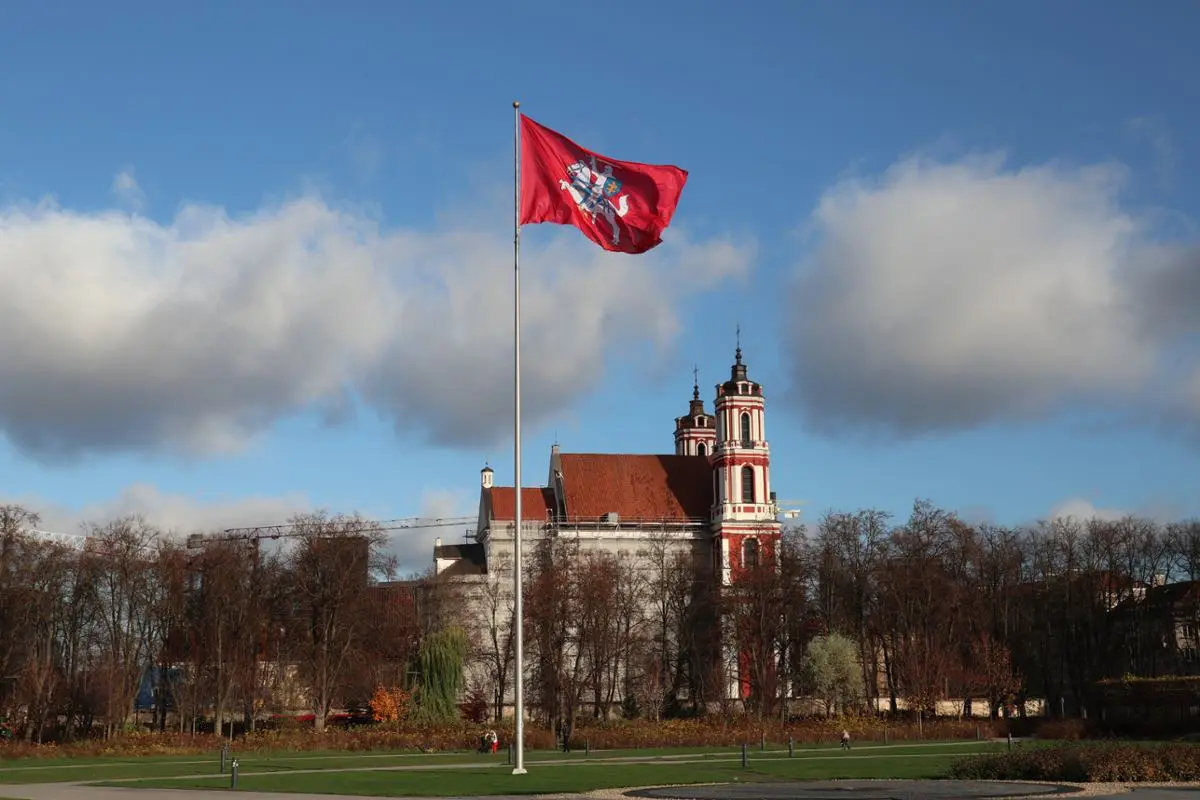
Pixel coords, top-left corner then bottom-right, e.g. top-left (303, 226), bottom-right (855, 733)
top-left (674, 367), bottom-right (717, 457)
top-left (710, 337), bottom-right (782, 704)
top-left (710, 340), bottom-right (780, 585)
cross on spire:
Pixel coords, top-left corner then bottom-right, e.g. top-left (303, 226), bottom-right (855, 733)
top-left (692, 364), bottom-right (700, 400)
top-left (735, 322), bottom-right (743, 365)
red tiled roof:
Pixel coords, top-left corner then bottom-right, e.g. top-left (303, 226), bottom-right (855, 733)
top-left (558, 454), bottom-right (712, 521)
top-left (490, 487), bottom-right (554, 521)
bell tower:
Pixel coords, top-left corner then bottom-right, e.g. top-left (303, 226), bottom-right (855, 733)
top-left (710, 332), bottom-right (782, 704)
top-left (710, 336), bottom-right (780, 585)
top-left (674, 367), bottom-right (717, 457)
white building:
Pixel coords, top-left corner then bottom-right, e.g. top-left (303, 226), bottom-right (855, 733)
top-left (433, 346), bottom-right (782, 711)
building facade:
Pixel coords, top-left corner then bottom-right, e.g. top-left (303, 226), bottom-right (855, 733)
top-left (433, 348), bottom-right (782, 712)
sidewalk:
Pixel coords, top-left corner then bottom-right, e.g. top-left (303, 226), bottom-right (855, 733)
top-left (3, 786), bottom-right (523, 800)
top-left (3, 787), bottom-right (362, 800)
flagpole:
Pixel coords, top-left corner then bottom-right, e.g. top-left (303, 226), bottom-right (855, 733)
top-left (511, 99), bottom-right (527, 776)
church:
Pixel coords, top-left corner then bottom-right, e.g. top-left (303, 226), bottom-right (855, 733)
top-left (432, 345), bottom-right (783, 705)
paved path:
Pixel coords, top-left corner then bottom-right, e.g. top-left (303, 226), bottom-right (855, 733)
top-left (630, 781), bottom-right (1075, 799)
top-left (1, 787), bottom-right (375, 800)
top-left (631, 785), bottom-right (1200, 800)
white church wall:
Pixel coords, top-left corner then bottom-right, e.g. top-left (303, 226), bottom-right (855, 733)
top-left (450, 518), bottom-right (714, 715)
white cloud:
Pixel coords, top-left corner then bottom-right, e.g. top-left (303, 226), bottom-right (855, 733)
top-left (382, 487), bottom-right (479, 578)
top-left (110, 167), bottom-right (146, 211)
top-left (784, 152), bottom-right (1200, 437)
top-left (0, 188), bottom-right (752, 462)
top-left (1049, 498), bottom-right (1127, 523)
top-left (8, 483), bottom-right (312, 537)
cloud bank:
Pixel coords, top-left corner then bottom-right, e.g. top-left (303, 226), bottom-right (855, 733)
top-left (0, 182), bottom-right (752, 462)
top-left (785, 152), bottom-right (1200, 437)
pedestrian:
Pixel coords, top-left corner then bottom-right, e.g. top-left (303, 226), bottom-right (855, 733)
top-left (841, 729), bottom-right (851, 750)
top-left (562, 719), bottom-right (572, 753)
top-left (489, 730), bottom-right (499, 754)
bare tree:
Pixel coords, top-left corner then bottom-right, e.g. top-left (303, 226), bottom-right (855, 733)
top-left (575, 551), bottom-right (622, 718)
top-left (525, 536), bottom-right (580, 727)
top-left (479, 552), bottom-right (515, 721)
top-left (287, 512), bottom-right (392, 732)
top-left (83, 516), bottom-right (162, 737)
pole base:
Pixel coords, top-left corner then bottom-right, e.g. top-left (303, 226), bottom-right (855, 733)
top-left (512, 767), bottom-right (528, 775)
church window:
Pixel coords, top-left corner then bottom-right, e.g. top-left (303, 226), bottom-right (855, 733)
top-left (743, 538), bottom-right (760, 569)
top-left (697, 442), bottom-right (707, 457)
top-left (741, 466), bottom-right (754, 503)
top-left (740, 413), bottom-right (752, 446)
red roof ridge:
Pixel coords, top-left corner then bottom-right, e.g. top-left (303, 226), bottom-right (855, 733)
top-left (488, 486), bottom-right (554, 522)
top-left (558, 452), bottom-right (712, 522)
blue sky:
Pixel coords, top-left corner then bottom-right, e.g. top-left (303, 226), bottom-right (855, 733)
top-left (2, 0), bottom-right (1198, 570)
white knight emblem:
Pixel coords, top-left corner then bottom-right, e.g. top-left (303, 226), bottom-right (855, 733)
top-left (560, 157), bottom-right (631, 246)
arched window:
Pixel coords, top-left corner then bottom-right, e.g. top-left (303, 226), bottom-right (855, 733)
top-left (740, 412), bottom-right (752, 446)
top-left (741, 465), bottom-right (755, 503)
top-left (743, 538), bottom-right (760, 569)
top-left (697, 441), bottom-right (707, 457)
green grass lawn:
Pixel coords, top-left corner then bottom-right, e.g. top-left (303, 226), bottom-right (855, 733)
top-left (68, 741), bottom-right (1005, 796)
top-left (0, 744), bottom-right (874, 783)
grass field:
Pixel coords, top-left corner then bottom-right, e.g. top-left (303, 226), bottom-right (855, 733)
top-left (0, 740), bottom-right (1007, 796)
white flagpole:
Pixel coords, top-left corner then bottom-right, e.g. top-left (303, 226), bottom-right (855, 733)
top-left (511, 99), bottom-right (527, 776)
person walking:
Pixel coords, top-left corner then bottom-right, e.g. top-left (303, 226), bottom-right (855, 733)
top-left (840, 729), bottom-right (851, 750)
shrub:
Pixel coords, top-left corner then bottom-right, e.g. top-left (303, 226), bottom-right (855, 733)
top-left (369, 686), bottom-right (412, 724)
top-left (0, 714), bottom-right (998, 761)
top-left (458, 688), bottom-right (490, 724)
top-left (566, 716), bottom-right (1001, 749)
top-left (949, 743), bottom-right (1200, 783)
top-left (1033, 717), bottom-right (1090, 741)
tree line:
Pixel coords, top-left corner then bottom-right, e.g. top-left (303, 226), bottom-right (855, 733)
top-left (0, 505), bottom-right (416, 742)
top-left (474, 500), bottom-right (1200, 726)
top-left (4, 498), bottom-right (1200, 742)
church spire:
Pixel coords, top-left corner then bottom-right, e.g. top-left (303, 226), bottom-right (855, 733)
top-left (731, 325), bottom-right (748, 382)
top-left (674, 365), bottom-right (716, 457)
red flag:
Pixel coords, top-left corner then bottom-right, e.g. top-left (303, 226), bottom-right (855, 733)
top-left (519, 115), bottom-right (688, 255)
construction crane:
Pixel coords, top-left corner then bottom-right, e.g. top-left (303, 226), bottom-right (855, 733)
top-left (186, 515), bottom-right (477, 549)
top-left (771, 497), bottom-right (808, 521)
top-left (16, 528), bottom-right (93, 551)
